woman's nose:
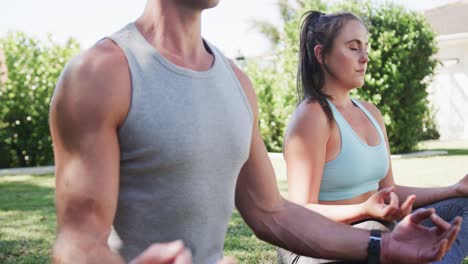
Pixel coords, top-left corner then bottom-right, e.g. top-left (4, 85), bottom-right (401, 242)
top-left (360, 51), bottom-right (369, 63)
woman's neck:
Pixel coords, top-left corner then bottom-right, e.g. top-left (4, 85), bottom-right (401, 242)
top-left (322, 79), bottom-right (354, 109)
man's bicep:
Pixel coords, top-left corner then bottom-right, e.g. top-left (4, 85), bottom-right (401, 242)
top-left (229, 60), bottom-right (285, 230)
top-left (50, 56), bottom-right (123, 241)
top-left (52, 125), bottom-right (120, 236)
top-left (235, 125), bottom-right (284, 218)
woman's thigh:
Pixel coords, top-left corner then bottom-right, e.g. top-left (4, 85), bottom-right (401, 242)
top-left (419, 197), bottom-right (468, 264)
top-left (419, 197), bottom-right (468, 226)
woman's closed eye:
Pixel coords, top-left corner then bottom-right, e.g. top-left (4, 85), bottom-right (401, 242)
top-left (349, 47), bottom-right (369, 54)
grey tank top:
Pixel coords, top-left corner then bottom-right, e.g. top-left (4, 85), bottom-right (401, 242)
top-left (107, 23), bottom-right (253, 263)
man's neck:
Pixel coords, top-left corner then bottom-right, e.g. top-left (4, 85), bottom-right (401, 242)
top-left (135, 0), bottom-right (210, 68)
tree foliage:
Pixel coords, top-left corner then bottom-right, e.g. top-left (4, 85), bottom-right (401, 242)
top-left (0, 32), bottom-right (80, 168)
top-left (245, 0), bottom-right (439, 153)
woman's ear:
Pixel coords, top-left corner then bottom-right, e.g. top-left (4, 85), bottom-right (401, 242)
top-left (314, 44), bottom-right (324, 64)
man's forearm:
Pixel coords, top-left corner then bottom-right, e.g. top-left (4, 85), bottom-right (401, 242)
top-left (246, 199), bottom-right (370, 261)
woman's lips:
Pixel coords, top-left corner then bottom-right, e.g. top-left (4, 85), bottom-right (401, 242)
top-left (356, 69), bottom-right (366, 75)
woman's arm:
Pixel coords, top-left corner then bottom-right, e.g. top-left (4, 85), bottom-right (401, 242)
top-left (380, 160), bottom-right (465, 209)
top-left (303, 187), bottom-right (404, 224)
top-left (361, 100), bottom-right (467, 209)
top-left (392, 185), bottom-right (458, 209)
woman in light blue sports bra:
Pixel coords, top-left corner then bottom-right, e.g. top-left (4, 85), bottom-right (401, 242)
top-left (278, 10), bottom-right (468, 264)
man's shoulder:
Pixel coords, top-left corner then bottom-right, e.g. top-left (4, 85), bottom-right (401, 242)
top-left (226, 59), bottom-right (250, 87)
top-left (226, 59), bottom-right (259, 119)
top-left (52, 39), bottom-right (131, 126)
top-left (58, 38), bottom-right (131, 99)
top-left (66, 39), bottom-right (128, 84)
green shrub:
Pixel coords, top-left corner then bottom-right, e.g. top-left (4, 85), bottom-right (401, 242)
top-left (247, 0), bottom-right (439, 153)
top-left (244, 61), bottom-right (296, 153)
top-left (0, 32), bottom-right (80, 168)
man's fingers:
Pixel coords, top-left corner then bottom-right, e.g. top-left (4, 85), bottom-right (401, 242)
top-left (433, 238), bottom-right (448, 262)
top-left (419, 237), bottom-right (448, 263)
top-left (428, 215), bottom-right (461, 252)
top-left (446, 217), bottom-right (462, 249)
top-left (446, 226), bottom-right (461, 250)
top-left (154, 240), bottom-right (186, 260)
top-left (430, 213), bottom-right (451, 232)
top-left (217, 256), bottom-right (237, 264)
top-left (452, 215), bottom-right (463, 228)
top-left (174, 248), bottom-right (192, 264)
top-left (131, 240), bottom-right (186, 264)
top-left (409, 208), bottom-right (435, 225)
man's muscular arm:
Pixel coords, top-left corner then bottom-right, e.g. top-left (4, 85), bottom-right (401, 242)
top-left (50, 40), bottom-right (131, 263)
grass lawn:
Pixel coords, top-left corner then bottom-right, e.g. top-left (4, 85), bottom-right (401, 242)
top-left (0, 175), bottom-right (55, 263)
top-left (1, 140), bottom-right (467, 263)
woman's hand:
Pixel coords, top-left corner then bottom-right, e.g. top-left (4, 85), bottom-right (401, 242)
top-left (361, 187), bottom-right (415, 221)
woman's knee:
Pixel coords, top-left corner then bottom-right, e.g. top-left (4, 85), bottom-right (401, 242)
top-left (444, 197), bottom-right (468, 219)
top-left (419, 197), bottom-right (468, 227)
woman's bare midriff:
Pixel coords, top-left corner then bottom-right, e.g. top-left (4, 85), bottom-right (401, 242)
top-left (319, 190), bottom-right (376, 205)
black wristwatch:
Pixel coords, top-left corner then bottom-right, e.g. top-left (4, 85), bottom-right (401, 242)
top-left (367, 229), bottom-right (382, 264)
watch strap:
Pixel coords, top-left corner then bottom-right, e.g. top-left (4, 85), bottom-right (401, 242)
top-left (368, 229), bottom-right (382, 264)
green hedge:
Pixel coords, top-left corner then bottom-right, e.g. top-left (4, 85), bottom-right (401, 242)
top-left (0, 2), bottom-right (440, 167)
top-left (0, 32), bottom-right (80, 168)
top-left (245, 0), bottom-right (439, 153)
top-left (243, 61), bottom-right (296, 153)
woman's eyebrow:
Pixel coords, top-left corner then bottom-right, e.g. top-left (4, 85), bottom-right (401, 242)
top-left (345, 39), bottom-right (369, 46)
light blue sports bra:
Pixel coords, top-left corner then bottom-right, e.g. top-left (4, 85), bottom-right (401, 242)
top-left (318, 98), bottom-right (389, 201)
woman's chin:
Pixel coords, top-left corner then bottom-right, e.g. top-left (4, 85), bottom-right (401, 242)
top-left (352, 80), bottom-right (365, 88)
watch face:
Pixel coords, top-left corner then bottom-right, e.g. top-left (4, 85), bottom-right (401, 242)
top-left (369, 237), bottom-right (380, 250)
top-left (368, 230), bottom-right (381, 264)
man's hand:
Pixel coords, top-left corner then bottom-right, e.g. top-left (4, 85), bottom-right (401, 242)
top-left (381, 208), bottom-right (462, 264)
top-left (130, 241), bottom-right (238, 264)
top-left (217, 256), bottom-right (237, 264)
top-left (130, 241), bottom-right (192, 264)
top-left (362, 187), bottom-right (415, 222)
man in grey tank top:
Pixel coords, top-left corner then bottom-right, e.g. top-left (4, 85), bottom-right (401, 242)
top-left (49, 1), bottom-right (462, 263)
